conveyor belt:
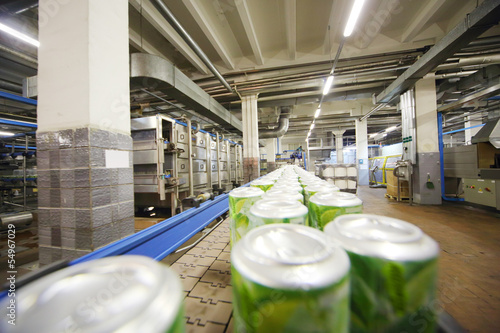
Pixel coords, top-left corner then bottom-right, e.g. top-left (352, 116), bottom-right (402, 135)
top-left (169, 217), bottom-right (234, 332)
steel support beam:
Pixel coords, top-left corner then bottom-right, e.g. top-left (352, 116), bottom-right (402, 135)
top-left (376, 0), bottom-right (500, 104)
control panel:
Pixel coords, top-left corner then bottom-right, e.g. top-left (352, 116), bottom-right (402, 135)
top-left (463, 178), bottom-right (499, 209)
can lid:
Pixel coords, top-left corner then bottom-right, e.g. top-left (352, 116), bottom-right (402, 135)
top-left (305, 183), bottom-right (339, 193)
top-left (262, 190), bottom-right (303, 202)
top-left (232, 224), bottom-right (350, 289)
top-left (0, 256), bottom-right (183, 333)
top-left (230, 186), bottom-right (264, 198)
top-left (324, 214), bottom-right (439, 261)
top-left (310, 191), bottom-right (362, 207)
top-left (251, 178), bottom-right (275, 186)
top-left (250, 199), bottom-right (308, 218)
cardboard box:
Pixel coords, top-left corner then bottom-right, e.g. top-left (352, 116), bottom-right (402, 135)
top-left (386, 172), bottom-right (409, 198)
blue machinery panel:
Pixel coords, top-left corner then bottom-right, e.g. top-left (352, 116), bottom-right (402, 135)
top-left (72, 192), bottom-right (233, 265)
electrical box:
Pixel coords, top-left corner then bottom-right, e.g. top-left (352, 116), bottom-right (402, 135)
top-left (463, 178), bottom-right (500, 209)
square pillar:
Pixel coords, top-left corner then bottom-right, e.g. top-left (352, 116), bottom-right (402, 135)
top-left (333, 130), bottom-right (345, 163)
top-left (355, 119), bottom-right (369, 185)
top-left (37, 0), bottom-right (133, 264)
top-left (414, 74), bottom-right (442, 205)
top-left (241, 94), bottom-right (260, 182)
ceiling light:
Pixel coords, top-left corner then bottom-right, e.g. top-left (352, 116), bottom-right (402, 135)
top-left (0, 131), bottom-right (15, 137)
top-left (385, 126), bottom-right (398, 132)
top-left (0, 23), bottom-right (39, 47)
top-left (343, 0), bottom-right (366, 37)
top-left (369, 133), bottom-right (378, 138)
top-left (310, 123), bottom-right (315, 130)
top-left (314, 108), bottom-right (321, 118)
top-left (322, 75), bottom-right (334, 95)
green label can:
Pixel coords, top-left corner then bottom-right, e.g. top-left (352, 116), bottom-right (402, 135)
top-left (229, 186), bottom-right (265, 244)
top-left (250, 178), bottom-right (275, 192)
top-left (324, 214), bottom-right (440, 333)
top-left (232, 224), bottom-right (351, 333)
top-left (0, 255), bottom-right (185, 333)
top-left (249, 199), bottom-right (308, 228)
top-left (304, 183), bottom-right (340, 206)
top-left (309, 192), bottom-right (363, 230)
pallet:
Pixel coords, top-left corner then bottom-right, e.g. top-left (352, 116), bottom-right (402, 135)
top-left (385, 193), bottom-right (409, 201)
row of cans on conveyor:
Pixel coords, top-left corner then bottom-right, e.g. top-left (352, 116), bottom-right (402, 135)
top-left (229, 165), bottom-right (440, 332)
top-left (229, 165), bottom-right (363, 244)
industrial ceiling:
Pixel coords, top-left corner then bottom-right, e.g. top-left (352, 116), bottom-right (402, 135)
top-left (1, 0), bottom-right (500, 147)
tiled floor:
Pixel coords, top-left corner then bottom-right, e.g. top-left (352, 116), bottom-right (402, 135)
top-left (172, 186), bottom-right (500, 333)
top-left (357, 186), bottom-right (500, 333)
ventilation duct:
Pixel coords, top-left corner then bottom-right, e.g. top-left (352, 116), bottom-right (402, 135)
top-left (471, 118), bottom-right (500, 148)
top-left (259, 106), bottom-right (292, 138)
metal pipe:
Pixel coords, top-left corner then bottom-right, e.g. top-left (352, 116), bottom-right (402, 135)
top-left (226, 140), bottom-right (231, 183)
top-left (23, 135), bottom-right (27, 209)
top-left (216, 132), bottom-right (222, 188)
top-left (0, 212), bottom-right (33, 229)
top-left (0, 44), bottom-right (37, 67)
top-left (185, 117), bottom-right (194, 197)
top-left (149, 0), bottom-right (234, 93)
top-left (259, 106), bottom-right (292, 138)
top-left (205, 132), bottom-right (212, 191)
top-left (359, 103), bottom-right (388, 121)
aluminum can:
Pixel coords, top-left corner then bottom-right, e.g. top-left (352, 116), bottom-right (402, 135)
top-left (249, 198), bottom-right (308, 228)
top-left (0, 255), bottom-right (184, 333)
top-left (262, 188), bottom-right (304, 204)
top-left (232, 224), bottom-right (351, 333)
top-left (304, 183), bottom-right (340, 206)
top-left (229, 186), bottom-right (265, 244)
top-left (324, 214), bottom-right (440, 333)
top-left (250, 178), bottom-right (275, 192)
top-left (309, 191), bottom-right (363, 230)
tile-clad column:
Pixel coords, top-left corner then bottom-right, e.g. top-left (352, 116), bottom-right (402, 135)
top-left (37, 0), bottom-right (133, 264)
top-left (241, 94), bottom-right (260, 182)
top-left (37, 129), bottom-right (134, 263)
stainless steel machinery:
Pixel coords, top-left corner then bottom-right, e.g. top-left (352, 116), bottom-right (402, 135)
top-left (131, 115), bottom-right (243, 215)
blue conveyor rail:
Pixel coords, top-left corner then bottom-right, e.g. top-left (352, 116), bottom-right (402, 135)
top-left (71, 192), bottom-right (233, 265)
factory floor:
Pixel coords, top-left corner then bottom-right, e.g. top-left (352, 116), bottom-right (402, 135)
top-left (358, 186), bottom-right (500, 332)
top-left (168, 186), bottom-right (500, 333)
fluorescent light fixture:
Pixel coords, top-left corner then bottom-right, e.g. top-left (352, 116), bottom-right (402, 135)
top-left (382, 133), bottom-right (387, 137)
top-left (369, 133), bottom-right (378, 138)
top-left (322, 75), bottom-right (334, 95)
top-left (0, 23), bottom-right (39, 47)
top-left (307, 131), bottom-right (311, 137)
top-left (0, 131), bottom-right (15, 137)
top-left (310, 123), bottom-right (315, 130)
top-left (385, 126), bottom-right (397, 133)
top-left (343, 0), bottom-right (365, 37)
top-left (314, 108), bottom-right (321, 118)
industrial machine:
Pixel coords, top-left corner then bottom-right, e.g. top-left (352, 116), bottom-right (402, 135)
top-left (444, 119), bottom-right (500, 209)
top-left (131, 115), bottom-right (243, 215)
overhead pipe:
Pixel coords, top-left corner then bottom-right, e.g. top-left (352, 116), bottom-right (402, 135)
top-left (259, 106), bottom-right (292, 138)
top-left (0, 44), bottom-right (37, 67)
top-left (149, 0), bottom-right (234, 94)
top-left (216, 132), bottom-right (222, 189)
top-left (184, 117), bottom-right (194, 198)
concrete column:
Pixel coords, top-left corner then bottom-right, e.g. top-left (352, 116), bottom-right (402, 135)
top-left (414, 74), bottom-right (442, 205)
top-left (264, 139), bottom-right (277, 172)
top-left (333, 130), bottom-right (345, 163)
top-left (36, 0), bottom-right (133, 265)
top-left (355, 119), bottom-right (369, 185)
top-left (241, 94), bottom-right (260, 182)
top-left (464, 114), bottom-right (482, 145)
